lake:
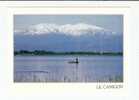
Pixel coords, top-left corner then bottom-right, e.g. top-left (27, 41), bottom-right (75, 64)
top-left (14, 55), bottom-right (123, 82)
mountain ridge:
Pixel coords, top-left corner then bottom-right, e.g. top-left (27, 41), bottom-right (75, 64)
top-left (14, 31), bottom-right (123, 52)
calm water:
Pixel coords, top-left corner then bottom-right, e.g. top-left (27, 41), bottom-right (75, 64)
top-left (14, 55), bottom-right (123, 82)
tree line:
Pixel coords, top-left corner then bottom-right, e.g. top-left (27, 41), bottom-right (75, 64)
top-left (14, 50), bottom-right (123, 56)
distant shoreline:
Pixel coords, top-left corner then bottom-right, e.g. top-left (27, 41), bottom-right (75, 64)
top-left (14, 50), bottom-right (123, 56)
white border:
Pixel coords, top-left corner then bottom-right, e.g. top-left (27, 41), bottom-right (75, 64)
top-left (0, 2), bottom-right (137, 100)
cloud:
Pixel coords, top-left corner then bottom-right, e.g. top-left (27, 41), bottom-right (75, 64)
top-left (14, 23), bottom-right (116, 36)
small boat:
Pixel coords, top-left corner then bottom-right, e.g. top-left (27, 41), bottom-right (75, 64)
top-left (68, 61), bottom-right (79, 64)
top-left (68, 58), bottom-right (79, 64)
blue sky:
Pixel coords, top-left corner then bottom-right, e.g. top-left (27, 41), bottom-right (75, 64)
top-left (14, 15), bottom-right (123, 33)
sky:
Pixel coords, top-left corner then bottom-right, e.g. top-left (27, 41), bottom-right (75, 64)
top-left (14, 15), bottom-right (123, 33)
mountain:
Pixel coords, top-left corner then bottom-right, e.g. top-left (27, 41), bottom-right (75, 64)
top-left (14, 23), bottom-right (123, 52)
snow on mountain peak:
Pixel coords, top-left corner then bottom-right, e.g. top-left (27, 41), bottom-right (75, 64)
top-left (14, 23), bottom-right (115, 36)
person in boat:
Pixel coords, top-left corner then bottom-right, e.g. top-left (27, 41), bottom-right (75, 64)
top-left (75, 58), bottom-right (79, 63)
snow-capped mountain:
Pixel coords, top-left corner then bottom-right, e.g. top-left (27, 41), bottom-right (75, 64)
top-left (14, 23), bottom-right (123, 52)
